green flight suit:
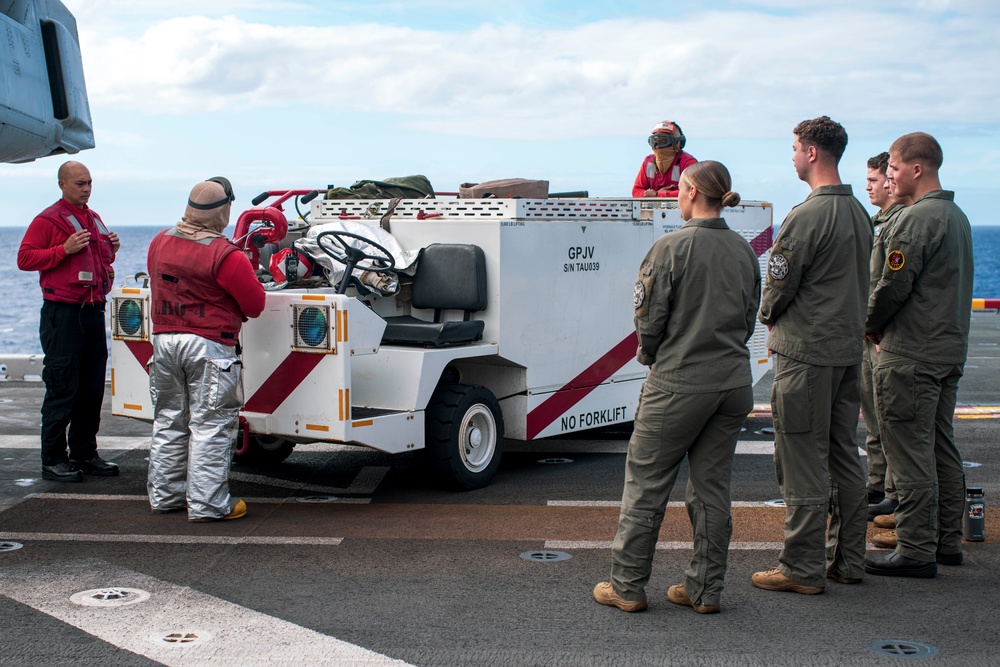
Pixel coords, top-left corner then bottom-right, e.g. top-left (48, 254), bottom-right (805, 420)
top-left (610, 218), bottom-right (760, 608)
top-left (862, 203), bottom-right (906, 498)
top-left (866, 190), bottom-right (973, 563)
top-left (759, 184), bottom-right (872, 589)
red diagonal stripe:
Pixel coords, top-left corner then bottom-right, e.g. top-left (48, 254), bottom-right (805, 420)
top-left (125, 340), bottom-right (153, 375)
top-left (244, 352), bottom-right (325, 414)
top-left (526, 332), bottom-right (638, 440)
top-left (750, 227), bottom-right (772, 257)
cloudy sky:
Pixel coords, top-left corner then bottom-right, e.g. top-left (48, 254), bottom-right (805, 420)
top-left (2, 0), bottom-right (998, 229)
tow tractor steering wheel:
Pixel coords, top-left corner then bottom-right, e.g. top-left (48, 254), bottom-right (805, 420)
top-left (316, 230), bottom-right (397, 294)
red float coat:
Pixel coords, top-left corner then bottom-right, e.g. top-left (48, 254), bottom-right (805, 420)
top-left (147, 229), bottom-right (265, 345)
top-left (17, 199), bottom-right (116, 304)
top-left (631, 151), bottom-right (697, 198)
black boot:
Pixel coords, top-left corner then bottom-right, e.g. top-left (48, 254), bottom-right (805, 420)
top-left (865, 552), bottom-right (937, 578)
top-left (41, 462), bottom-right (84, 483)
top-left (70, 455), bottom-right (120, 477)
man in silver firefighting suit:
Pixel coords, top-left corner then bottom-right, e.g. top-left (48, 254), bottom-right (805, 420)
top-left (146, 178), bottom-right (266, 522)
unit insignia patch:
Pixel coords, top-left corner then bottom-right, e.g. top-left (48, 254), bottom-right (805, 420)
top-left (887, 250), bottom-right (905, 271)
top-left (768, 253), bottom-right (789, 280)
top-left (634, 281), bottom-right (646, 309)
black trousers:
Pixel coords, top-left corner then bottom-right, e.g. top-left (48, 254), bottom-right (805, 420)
top-left (39, 300), bottom-right (107, 466)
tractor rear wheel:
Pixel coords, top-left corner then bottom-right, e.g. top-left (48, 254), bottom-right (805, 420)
top-left (234, 433), bottom-right (295, 466)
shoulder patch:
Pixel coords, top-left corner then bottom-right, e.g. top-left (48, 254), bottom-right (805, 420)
top-left (768, 253), bottom-right (789, 280)
top-left (634, 280), bottom-right (646, 309)
top-left (887, 250), bottom-right (905, 271)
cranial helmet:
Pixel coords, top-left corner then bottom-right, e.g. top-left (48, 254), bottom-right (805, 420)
top-left (648, 120), bottom-right (686, 151)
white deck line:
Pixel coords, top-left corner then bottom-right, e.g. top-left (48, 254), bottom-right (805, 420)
top-left (0, 435), bottom-right (375, 453)
top-left (546, 540), bottom-right (889, 551)
top-left (0, 531), bottom-right (343, 546)
top-left (28, 493), bottom-right (371, 505)
top-left (547, 500), bottom-right (783, 508)
top-left (0, 435), bottom-right (151, 450)
top-left (1, 560), bottom-right (412, 666)
top-left (508, 440), bottom-right (780, 455)
top-left (544, 540), bottom-right (787, 550)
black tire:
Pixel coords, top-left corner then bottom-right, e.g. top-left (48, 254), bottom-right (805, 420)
top-left (234, 434), bottom-right (295, 465)
top-left (424, 384), bottom-right (504, 490)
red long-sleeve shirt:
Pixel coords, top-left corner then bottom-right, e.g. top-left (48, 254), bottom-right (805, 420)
top-left (217, 250), bottom-right (266, 319)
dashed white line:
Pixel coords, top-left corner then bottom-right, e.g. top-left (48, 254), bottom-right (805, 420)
top-left (2, 560), bottom-right (414, 666)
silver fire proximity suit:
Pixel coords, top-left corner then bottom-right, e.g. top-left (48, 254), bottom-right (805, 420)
top-left (146, 178), bottom-right (265, 521)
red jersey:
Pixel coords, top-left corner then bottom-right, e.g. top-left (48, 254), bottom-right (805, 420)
top-left (631, 151), bottom-right (697, 198)
top-left (17, 199), bottom-right (116, 304)
top-left (147, 229), bottom-right (265, 345)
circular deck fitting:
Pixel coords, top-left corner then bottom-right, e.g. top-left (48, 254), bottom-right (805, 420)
top-left (154, 630), bottom-right (212, 646)
top-left (296, 495), bottom-right (340, 503)
top-left (867, 640), bottom-right (938, 659)
top-left (962, 461), bottom-right (983, 468)
top-left (0, 541), bottom-right (24, 553)
top-left (764, 498), bottom-right (786, 507)
top-left (520, 550), bottom-right (572, 563)
top-left (537, 458), bottom-right (574, 465)
top-left (71, 587), bottom-right (151, 607)
top-left (757, 427), bottom-right (775, 436)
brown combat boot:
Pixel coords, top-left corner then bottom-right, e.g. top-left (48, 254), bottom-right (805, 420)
top-left (751, 568), bottom-right (823, 594)
top-left (593, 582), bottom-right (647, 612)
top-left (667, 584), bottom-right (721, 614)
top-left (872, 529), bottom-right (898, 549)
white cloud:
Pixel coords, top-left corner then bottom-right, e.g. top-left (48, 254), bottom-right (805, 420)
top-left (74, 7), bottom-right (1000, 142)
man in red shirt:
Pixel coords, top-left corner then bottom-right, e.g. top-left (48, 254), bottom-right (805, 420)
top-left (17, 161), bottom-right (121, 482)
top-left (146, 178), bottom-right (265, 522)
top-left (632, 121), bottom-right (698, 198)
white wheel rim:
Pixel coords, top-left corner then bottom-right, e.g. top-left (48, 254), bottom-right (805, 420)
top-left (459, 404), bottom-right (497, 473)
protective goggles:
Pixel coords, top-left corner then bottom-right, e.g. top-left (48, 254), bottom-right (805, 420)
top-left (648, 134), bottom-right (683, 149)
top-left (189, 176), bottom-right (236, 210)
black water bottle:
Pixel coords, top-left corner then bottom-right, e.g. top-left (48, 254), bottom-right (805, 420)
top-left (964, 486), bottom-right (985, 542)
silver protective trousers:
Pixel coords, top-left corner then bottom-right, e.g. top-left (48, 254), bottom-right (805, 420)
top-left (147, 333), bottom-right (242, 520)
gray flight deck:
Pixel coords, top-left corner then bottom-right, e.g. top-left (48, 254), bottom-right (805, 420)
top-left (0, 312), bottom-right (998, 666)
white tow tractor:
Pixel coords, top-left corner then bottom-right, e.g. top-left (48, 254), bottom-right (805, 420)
top-left (110, 192), bottom-right (773, 489)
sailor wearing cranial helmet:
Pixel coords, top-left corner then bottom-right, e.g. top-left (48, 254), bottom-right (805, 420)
top-left (631, 120), bottom-right (698, 198)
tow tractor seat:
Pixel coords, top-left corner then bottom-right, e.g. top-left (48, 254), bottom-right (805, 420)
top-left (381, 243), bottom-right (487, 347)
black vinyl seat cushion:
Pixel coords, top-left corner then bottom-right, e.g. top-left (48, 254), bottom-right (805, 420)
top-left (382, 244), bottom-right (487, 347)
top-left (381, 316), bottom-right (485, 346)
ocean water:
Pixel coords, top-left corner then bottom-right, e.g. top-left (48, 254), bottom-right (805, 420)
top-left (2, 225), bottom-right (1000, 355)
